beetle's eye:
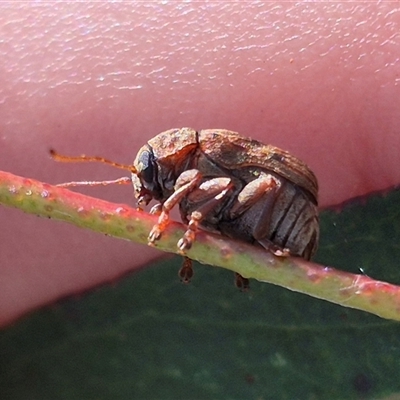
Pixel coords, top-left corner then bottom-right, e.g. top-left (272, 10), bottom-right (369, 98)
top-left (137, 149), bottom-right (155, 185)
top-left (133, 145), bottom-right (163, 201)
top-left (135, 146), bottom-right (160, 195)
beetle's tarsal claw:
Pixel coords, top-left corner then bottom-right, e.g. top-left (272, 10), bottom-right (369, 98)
top-left (148, 210), bottom-right (170, 245)
top-left (178, 238), bottom-right (192, 252)
top-left (235, 273), bottom-right (250, 291)
top-left (179, 257), bottom-right (193, 284)
top-left (148, 227), bottom-right (162, 244)
top-left (177, 226), bottom-right (197, 252)
top-left (258, 239), bottom-right (291, 258)
top-left (149, 203), bottom-right (162, 215)
top-left (273, 247), bottom-right (290, 257)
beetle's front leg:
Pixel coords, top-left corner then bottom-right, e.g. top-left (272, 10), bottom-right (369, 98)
top-left (148, 170), bottom-right (203, 245)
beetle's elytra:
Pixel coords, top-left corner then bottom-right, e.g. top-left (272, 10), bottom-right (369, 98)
top-left (52, 128), bottom-right (319, 287)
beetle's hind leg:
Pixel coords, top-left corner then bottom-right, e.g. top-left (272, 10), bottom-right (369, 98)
top-left (229, 173), bottom-right (290, 258)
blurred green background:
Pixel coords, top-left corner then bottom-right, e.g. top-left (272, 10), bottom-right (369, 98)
top-left (1, 189), bottom-right (400, 400)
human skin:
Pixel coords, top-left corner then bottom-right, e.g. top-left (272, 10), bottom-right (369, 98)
top-left (1, 3), bottom-right (400, 327)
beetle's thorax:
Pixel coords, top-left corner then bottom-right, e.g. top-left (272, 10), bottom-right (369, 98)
top-left (150, 128), bottom-right (199, 199)
top-left (133, 128), bottom-right (199, 205)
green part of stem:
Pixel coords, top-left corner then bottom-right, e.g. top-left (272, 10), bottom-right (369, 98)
top-left (1, 170), bottom-right (400, 321)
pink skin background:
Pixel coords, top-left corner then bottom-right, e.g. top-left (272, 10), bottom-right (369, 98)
top-left (1, 3), bottom-right (400, 327)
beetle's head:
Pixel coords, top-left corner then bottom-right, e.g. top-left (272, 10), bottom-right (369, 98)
top-left (50, 140), bottom-right (176, 208)
top-left (132, 144), bottom-right (163, 206)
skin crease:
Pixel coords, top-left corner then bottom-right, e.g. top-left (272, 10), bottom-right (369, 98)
top-left (1, 3), bottom-right (400, 327)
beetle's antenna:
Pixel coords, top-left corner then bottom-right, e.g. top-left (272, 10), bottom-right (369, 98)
top-left (49, 149), bottom-right (137, 174)
top-left (55, 177), bottom-right (132, 188)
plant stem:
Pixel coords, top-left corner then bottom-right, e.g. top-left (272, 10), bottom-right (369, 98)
top-left (1, 170), bottom-right (400, 321)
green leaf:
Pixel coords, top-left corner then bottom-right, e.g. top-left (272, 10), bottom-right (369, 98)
top-left (1, 189), bottom-right (400, 400)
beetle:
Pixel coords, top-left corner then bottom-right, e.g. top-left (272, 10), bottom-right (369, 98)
top-left (51, 128), bottom-right (319, 288)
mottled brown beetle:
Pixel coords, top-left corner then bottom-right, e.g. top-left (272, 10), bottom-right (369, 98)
top-left (51, 128), bottom-right (319, 288)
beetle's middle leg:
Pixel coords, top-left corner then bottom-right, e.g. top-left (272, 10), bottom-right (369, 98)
top-left (177, 176), bottom-right (234, 252)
